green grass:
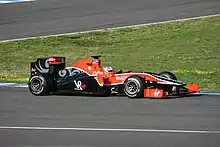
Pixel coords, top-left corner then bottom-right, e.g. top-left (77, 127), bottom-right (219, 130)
top-left (0, 16), bottom-right (220, 91)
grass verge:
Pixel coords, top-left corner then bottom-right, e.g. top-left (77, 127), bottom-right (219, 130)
top-left (0, 16), bottom-right (220, 91)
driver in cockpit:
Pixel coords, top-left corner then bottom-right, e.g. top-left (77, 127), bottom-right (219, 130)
top-left (103, 66), bottom-right (114, 72)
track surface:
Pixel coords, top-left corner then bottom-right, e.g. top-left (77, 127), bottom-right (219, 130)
top-left (0, 87), bottom-right (220, 147)
top-left (0, 0), bottom-right (220, 40)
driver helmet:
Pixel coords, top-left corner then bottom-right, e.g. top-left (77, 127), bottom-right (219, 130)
top-left (103, 66), bottom-right (114, 72)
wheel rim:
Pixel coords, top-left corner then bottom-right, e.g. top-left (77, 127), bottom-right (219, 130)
top-left (125, 80), bottom-right (139, 95)
top-left (30, 77), bottom-right (44, 94)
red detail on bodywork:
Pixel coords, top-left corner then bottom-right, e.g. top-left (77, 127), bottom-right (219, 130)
top-left (144, 89), bottom-right (165, 98)
top-left (96, 74), bottom-right (104, 86)
top-left (31, 68), bottom-right (36, 72)
top-left (49, 61), bottom-right (63, 65)
top-left (48, 57), bottom-right (56, 62)
top-left (72, 59), bottom-right (101, 75)
top-left (48, 57), bottom-right (63, 65)
top-left (81, 83), bottom-right (86, 89)
top-left (187, 84), bottom-right (199, 93)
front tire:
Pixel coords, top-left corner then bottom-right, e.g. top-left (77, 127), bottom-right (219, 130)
top-left (28, 74), bottom-right (54, 96)
top-left (123, 76), bottom-right (144, 98)
top-left (159, 71), bottom-right (177, 80)
top-left (159, 71), bottom-right (178, 94)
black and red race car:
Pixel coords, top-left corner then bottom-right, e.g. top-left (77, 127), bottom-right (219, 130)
top-left (28, 56), bottom-right (199, 98)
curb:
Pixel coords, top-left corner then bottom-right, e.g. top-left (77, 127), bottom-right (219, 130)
top-left (0, 82), bottom-right (28, 88)
top-left (195, 92), bottom-right (220, 95)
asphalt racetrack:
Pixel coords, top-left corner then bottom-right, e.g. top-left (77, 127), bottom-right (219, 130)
top-left (0, 87), bottom-right (220, 147)
top-left (0, 0), bottom-right (220, 146)
top-left (0, 0), bottom-right (220, 41)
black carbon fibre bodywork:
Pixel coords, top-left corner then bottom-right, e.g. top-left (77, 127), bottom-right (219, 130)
top-left (29, 56), bottom-right (108, 95)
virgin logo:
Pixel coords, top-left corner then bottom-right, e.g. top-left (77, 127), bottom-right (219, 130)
top-left (74, 80), bottom-right (83, 90)
top-left (154, 90), bottom-right (161, 97)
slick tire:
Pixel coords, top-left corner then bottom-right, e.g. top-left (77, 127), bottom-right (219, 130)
top-left (159, 71), bottom-right (179, 94)
top-left (28, 74), bottom-right (54, 96)
top-left (123, 76), bottom-right (144, 98)
top-left (159, 71), bottom-right (177, 80)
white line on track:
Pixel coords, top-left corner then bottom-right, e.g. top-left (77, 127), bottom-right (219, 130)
top-left (0, 126), bottom-right (220, 134)
top-left (0, 13), bottom-right (220, 43)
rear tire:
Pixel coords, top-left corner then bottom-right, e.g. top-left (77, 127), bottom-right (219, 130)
top-left (123, 76), bottom-right (144, 98)
top-left (28, 74), bottom-right (54, 96)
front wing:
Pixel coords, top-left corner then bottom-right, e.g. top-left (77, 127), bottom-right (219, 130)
top-left (143, 84), bottom-right (199, 98)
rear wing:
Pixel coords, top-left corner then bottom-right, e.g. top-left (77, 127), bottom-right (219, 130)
top-left (30, 56), bottom-right (66, 76)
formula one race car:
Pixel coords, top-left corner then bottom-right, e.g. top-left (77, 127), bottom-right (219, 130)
top-left (28, 56), bottom-right (199, 99)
